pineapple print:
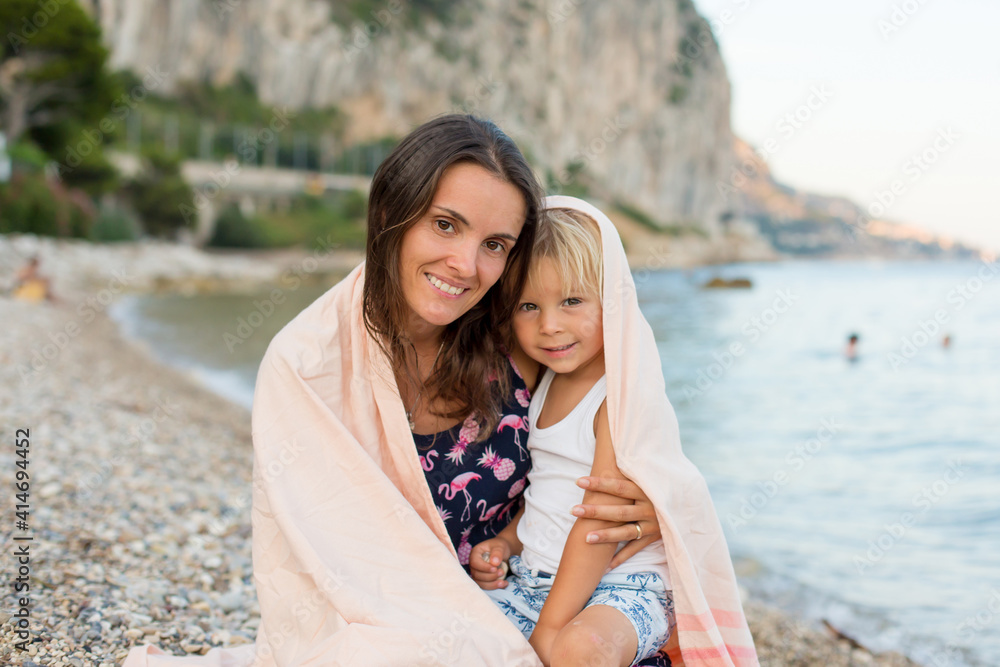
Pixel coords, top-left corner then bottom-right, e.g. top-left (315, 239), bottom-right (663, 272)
top-left (457, 525), bottom-right (473, 565)
top-left (459, 416), bottom-right (480, 444)
top-left (447, 416), bottom-right (481, 465)
top-left (478, 445), bottom-right (516, 481)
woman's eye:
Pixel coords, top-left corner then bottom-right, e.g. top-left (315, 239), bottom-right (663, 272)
top-left (484, 240), bottom-right (506, 253)
top-left (435, 219), bottom-right (455, 233)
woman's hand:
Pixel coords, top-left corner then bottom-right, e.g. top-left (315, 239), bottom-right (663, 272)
top-left (571, 476), bottom-right (660, 569)
top-left (469, 537), bottom-right (512, 590)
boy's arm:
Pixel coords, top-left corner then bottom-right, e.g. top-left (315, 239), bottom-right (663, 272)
top-left (530, 400), bottom-right (631, 648)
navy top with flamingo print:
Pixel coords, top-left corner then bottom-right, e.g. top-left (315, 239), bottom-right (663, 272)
top-left (412, 355), bottom-right (532, 573)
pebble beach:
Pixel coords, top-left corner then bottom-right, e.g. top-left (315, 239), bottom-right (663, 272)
top-left (0, 234), bottom-right (922, 666)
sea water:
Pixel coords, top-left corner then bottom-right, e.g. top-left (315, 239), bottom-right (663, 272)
top-left (112, 258), bottom-right (1000, 666)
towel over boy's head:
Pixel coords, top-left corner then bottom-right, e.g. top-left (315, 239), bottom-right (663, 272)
top-left (534, 196), bottom-right (759, 666)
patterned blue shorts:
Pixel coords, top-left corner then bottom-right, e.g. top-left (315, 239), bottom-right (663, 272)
top-left (485, 555), bottom-right (676, 665)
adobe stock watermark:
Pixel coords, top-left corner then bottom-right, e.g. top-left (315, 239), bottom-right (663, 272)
top-left (179, 107), bottom-right (296, 226)
top-left (5, 0), bottom-right (75, 53)
top-left (887, 256), bottom-right (998, 369)
top-left (247, 569), bottom-right (348, 666)
top-left (451, 74), bottom-right (502, 116)
top-left (186, 437), bottom-right (305, 545)
top-left (60, 66), bottom-right (170, 174)
top-left (925, 588), bottom-right (1000, 667)
top-left (548, 0), bottom-right (587, 24)
top-left (682, 288), bottom-right (798, 401)
top-left (418, 611), bottom-right (474, 665)
top-left (847, 126), bottom-right (959, 240)
top-left (550, 115), bottom-right (631, 189)
top-left (702, 0), bottom-right (756, 41)
top-left (76, 394), bottom-right (180, 499)
top-left (878, 0), bottom-right (931, 40)
top-left (17, 268), bottom-right (136, 385)
top-left (726, 417), bottom-right (843, 531)
top-left (340, 0), bottom-right (407, 63)
top-left (853, 459), bottom-right (964, 574)
top-left (673, 0), bottom-right (756, 76)
top-left (718, 85), bottom-right (833, 202)
top-left (222, 233), bottom-right (347, 352)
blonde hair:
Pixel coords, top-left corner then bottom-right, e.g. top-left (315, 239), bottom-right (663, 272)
top-left (528, 208), bottom-right (604, 298)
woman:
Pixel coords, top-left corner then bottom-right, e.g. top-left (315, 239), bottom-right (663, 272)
top-left (124, 115), bottom-right (666, 666)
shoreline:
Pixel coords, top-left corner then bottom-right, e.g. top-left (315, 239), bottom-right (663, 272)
top-left (0, 236), bottom-right (923, 665)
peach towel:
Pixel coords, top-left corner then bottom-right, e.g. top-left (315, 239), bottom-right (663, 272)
top-left (122, 195), bottom-right (758, 666)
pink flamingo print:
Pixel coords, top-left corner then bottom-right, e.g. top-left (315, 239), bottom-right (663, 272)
top-left (438, 472), bottom-right (482, 522)
top-left (495, 499), bottom-right (516, 523)
top-left (476, 499), bottom-right (504, 522)
top-left (419, 450), bottom-right (439, 472)
top-left (497, 414), bottom-right (530, 461)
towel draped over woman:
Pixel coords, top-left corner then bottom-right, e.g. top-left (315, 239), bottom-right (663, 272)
top-left (123, 195), bottom-right (758, 667)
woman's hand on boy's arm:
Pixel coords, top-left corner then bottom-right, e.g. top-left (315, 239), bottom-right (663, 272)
top-left (572, 468), bottom-right (660, 567)
top-left (469, 537), bottom-right (512, 590)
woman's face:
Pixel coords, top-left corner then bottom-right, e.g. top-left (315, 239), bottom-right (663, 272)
top-left (398, 162), bottom-right (527, 336)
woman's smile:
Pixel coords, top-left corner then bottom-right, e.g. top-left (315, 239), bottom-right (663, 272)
top-left (425, 272), bottom-right (470, 297)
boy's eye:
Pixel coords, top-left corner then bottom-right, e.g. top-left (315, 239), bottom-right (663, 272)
top-left (564, 297), bottom-right (582, 306)
top-left (519, 303), bottom-right (537, 312)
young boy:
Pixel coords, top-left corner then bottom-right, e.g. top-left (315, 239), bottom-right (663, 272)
top-left (471, 202), bottom-right (674, 667)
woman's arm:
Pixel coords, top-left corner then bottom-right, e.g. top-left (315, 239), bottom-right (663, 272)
top-left (529, 401), bottom-right (628, 657)
top-left (572, 474), bottom-right (660, 569)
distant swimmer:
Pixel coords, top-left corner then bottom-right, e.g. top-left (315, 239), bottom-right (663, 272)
top-left (10, 255), bottom-right (55, 303)
top-left (845, 333), bottom-right (859, 361)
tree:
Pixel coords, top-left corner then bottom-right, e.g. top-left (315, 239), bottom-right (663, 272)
top-left (126, 149), bottom-right (195, 239)
top-left (1, 0), bottom-right (120, 193)
top-left (1, 1), bottom-right (117, 140)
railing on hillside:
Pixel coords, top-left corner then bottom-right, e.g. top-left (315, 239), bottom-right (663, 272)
top-left (119, 110), bottom-right (392, 176)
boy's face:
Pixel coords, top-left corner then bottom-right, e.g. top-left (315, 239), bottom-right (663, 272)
top-left (513, 257), bottom-right (605, 380)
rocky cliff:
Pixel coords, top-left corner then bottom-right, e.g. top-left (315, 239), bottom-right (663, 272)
top-left (80, 0), bottom-right (736, 236)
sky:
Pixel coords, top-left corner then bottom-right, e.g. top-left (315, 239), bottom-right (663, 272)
top-left (689, 0), bottom-right (1000, 253)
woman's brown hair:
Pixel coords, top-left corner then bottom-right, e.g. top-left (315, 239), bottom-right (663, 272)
top-left (363, 114), bottom-right (542, 441)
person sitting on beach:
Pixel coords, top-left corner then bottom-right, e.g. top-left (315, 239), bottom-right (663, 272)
top-left (10, 255), bottom-right (55, 303)
top-left (472, 202), bottom-right (677, 667)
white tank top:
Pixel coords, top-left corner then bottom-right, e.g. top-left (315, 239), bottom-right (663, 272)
top-left (518, 369), bottom-right (671, 588)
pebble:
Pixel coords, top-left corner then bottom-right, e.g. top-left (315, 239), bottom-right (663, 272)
top-left (0, 236), bottom-right (925, 666)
